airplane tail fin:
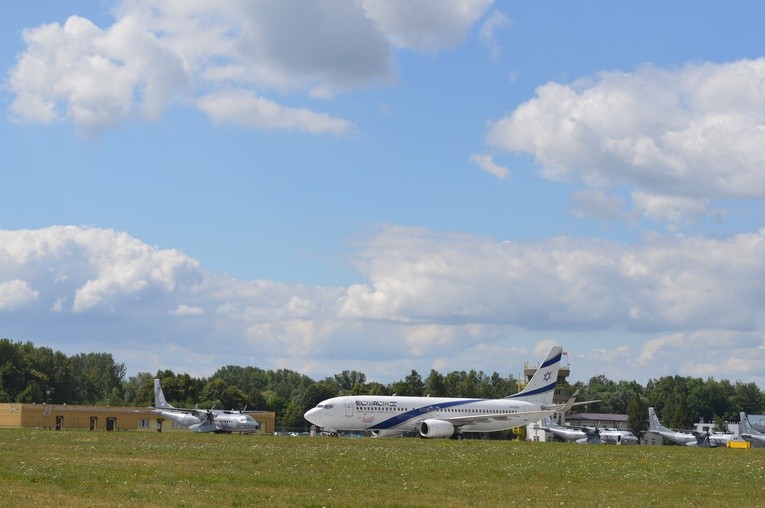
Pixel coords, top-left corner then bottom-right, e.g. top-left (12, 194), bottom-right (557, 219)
top-left (740, 412), bottom-right (760, 435)
top-left (648, 407), bottom-right (668, 432)
top-left (506, 346), bottom-right (563, 405)
top-left (154, 378), bottom-right (174, 409)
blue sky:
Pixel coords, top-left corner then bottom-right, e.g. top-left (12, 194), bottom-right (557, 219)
top-left (2, 1), bottom-right (765, 387)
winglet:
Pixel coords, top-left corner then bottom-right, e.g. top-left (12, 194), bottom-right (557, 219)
top-left (562, 389), bottom-right (580, 412)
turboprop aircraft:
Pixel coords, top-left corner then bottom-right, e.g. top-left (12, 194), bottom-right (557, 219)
top-left (647, 407), bottom-right (696, 445)
top-left (539, 417), bottom-right (638, 444)
top-left (591, 427), bottom-right (639, 445)
top-left (305, 346), bottom-right (585, 439)
top-left (739, 412), bottom-right (765, 444)
top-left (152, 379), bottom-right (260, 433)
top-left (648, 407), bottom-right (733, 447)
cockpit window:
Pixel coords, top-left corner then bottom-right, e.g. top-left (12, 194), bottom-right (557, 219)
top-left (325, 404), bottom-right (333, 409)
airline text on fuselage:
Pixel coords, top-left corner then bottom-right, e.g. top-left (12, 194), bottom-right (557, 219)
top-left (356, 400), bottom-right (398, 408)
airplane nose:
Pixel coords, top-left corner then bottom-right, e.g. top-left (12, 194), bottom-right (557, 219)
top-left (304, 407), bottom-right (321, 424)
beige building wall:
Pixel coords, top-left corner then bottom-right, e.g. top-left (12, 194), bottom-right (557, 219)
top-left (0, 403), bottom-right (274, 434)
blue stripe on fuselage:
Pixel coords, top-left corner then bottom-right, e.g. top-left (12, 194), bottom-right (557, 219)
top-left (372, 399), bottom-right (481, 430)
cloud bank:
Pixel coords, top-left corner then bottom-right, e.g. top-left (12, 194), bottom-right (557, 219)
top-left (1, 226), bottom-right (763, 384)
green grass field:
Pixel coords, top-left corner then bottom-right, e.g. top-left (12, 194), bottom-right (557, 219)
top-left (1, 429), bottom-right (763, 507)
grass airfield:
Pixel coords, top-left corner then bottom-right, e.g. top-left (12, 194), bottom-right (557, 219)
top-left (1, 429), bottom-right (763, 507)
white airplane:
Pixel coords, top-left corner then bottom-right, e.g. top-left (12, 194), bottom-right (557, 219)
top-left (152, 379), bottom-right (260, 434)
top-left (739, 412), bottom-right (765, 444)
top-left (648, 406), bottom-right (733, 447)
top-left (305, 346), bottom-right (583, 439)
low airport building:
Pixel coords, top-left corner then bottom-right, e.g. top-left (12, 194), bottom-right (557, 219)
top-left (566, 412), bottom-right (630, 430)
top-left (0, 402), bottom-right (275, 434)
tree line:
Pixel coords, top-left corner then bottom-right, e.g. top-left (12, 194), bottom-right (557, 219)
top-left (2, 339), bottom-right (764, 431)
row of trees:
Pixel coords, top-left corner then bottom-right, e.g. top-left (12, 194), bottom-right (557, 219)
top-left (2, 339), bottom-right (764, 431)
top-left (576, 374), bottom-right (765, 433)
top-left (0, 339), bottom-right (125, 406)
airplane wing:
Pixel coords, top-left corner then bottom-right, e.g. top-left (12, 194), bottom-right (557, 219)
top-left (567, 399), bottom-right (601, 407)
top-left (437, 406), bottom-right (568, 427)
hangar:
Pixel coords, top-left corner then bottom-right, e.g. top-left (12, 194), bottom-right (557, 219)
top-left (0, 402), bottom-right (275, 434)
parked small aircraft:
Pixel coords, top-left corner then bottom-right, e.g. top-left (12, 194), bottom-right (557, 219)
top-left (152, 379), bottom-right (260, 433)
top-left (305, 346), bottom-right (586, 439)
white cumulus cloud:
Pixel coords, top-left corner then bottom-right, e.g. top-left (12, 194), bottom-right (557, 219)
top-left (488, 59), bottom-right (765, 224)
top-left (0, 279), bottom-right (40, 311)
top-left (7, 0), bottom-right (495, 134)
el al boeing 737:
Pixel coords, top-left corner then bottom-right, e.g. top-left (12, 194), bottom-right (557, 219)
top-left (152, 379), bottom-right (260, 433)
top-left (305, 346), bottom-right (582, 439)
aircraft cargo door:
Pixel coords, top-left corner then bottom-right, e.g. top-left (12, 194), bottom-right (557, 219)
top-left (344, 399), bottom-right (353, 418)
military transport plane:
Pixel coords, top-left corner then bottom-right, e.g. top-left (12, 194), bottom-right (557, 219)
top-left (648, 407), bottom-right (734, 447)
top-left (739, 412), bottom-right (765, 444)
top-left (305, 346), bottom-right (583, 439)
top-left (539, 417), bottom-right (638, 444)
top-left (577, 427), bottom-right (640, 445)
top-left (152, 379), bottom-right (260, 433)
top-left (647, 407), bottom-right (696, 445)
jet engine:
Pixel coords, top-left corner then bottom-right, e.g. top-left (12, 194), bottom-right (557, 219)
top-left (371, 429), bottom-right (407, 438)
top-left (418, 419), bottom-right (456, 438)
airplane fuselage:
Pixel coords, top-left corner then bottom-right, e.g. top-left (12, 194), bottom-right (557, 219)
top-left (155, 409), bottom-right (259, 433)
top-left (653, 429), bottom-right (697, 445)
top-left (305, 395), bottom-right (552, 436)
top-left (549, 427), bottom-right (587, 442)
top-left (538, 419), bottom-right (587, 442)
top-left (156, 409), bottom-right (201, 427)
top-left (597, 429), bottom-right (639, 445)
